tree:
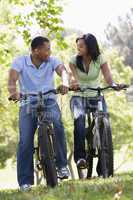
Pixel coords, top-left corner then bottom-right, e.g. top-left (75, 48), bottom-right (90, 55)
top-left (103, 50), bottom-right (133, 168)
top-left (11, 0), bottom-right (67, 48)
top-left (0, 0), bottom-right (22, 168)
top-left (104, 8), bottom-right (133, 69)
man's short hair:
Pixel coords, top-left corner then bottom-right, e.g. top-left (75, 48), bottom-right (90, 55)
top-left (31, 36), bottom-right (50, 50)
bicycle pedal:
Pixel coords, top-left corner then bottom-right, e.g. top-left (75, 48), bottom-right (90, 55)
top-left (36, 164), bottom-right (42, 171)
top-left (93, 154), bottom-right (98, 157)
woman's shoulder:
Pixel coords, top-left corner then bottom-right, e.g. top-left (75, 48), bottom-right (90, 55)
top-left (97, 53), bottom-right (107, 66)
top-left (69, 55), bottom-right (77, 65)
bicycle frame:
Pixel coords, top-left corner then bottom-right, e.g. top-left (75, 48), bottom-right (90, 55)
top-left (31, 92), bottom-right (56, 171)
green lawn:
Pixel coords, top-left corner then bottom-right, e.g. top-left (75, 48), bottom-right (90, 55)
top-left (0, 172), bottom-right (133, 200)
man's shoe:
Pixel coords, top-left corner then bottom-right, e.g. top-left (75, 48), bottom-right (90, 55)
top-left (76, 158), bottom-right (87, 169)
top-left (57, 166), bottom-right (70, 179)
top-left (20, 184), bottom-right (31, 192)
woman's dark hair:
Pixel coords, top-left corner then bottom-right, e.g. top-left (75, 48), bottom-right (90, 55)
top-left (31, 36), bottom-right (49, 50)
top-left (76, 33), bottom-right (100, 73)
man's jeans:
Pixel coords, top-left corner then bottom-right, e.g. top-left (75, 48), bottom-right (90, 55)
top-left (70, 96), bottom-right (107, 163)
top-left (17, 98), bottom-right (67, 186)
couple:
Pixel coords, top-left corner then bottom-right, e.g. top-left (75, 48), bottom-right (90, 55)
top-left (8, 34), bottom-right (122, 191)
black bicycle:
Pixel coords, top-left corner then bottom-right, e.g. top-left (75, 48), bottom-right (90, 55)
top-left (75, 85), bottom-right (128, 179)
top-left (9, 90), bottom-right (59, 187)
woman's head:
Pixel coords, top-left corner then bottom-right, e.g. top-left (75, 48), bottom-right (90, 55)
top-left (76, 33), bottom-right (100, 61)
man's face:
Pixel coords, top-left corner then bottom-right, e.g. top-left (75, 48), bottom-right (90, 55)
top-left (33, 42), bottom-right (51, 61)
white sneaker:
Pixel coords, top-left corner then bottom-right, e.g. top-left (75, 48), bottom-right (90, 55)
top-left (57, 167), bottom-right (70, 179)
top-left (20, 184), bottom-right (31, 192)
top-left (76, 158), bottom-right (87, 169)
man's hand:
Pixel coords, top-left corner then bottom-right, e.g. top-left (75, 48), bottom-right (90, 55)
top-left (9, 92), bottom-right (20, 101)
top-left (58, 85), bottom-right (69, 95)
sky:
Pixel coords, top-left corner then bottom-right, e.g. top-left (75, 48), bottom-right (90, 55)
top-left (61, 0), bottom-right (133, 41)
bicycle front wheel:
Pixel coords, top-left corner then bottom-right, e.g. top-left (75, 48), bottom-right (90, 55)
top-left (98, 116), bottom-right (114, 178)
top-left (38, 123), bottom-right (58, 187)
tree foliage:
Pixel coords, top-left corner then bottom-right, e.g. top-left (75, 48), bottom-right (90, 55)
top-left (11, 0), bottom-right (67, 48)
top-left (105, 8), bottom-right (133, 68)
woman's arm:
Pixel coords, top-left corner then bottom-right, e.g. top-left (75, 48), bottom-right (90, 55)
top-left (101, 63), bottom-right (115, 86)
top-left (69, 63), bottom-right (79, 90)
top-left (69, 63), bottom-right (79, 81)
top-left (101, 63), bottom-right (126, 90)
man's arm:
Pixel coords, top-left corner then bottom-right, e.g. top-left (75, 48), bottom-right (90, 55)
top-left (8, 69), bottom-right (20, 100)
top-left (55, 64), bottom-right (69, 94)
top-left (55, 64), bottom-right (69, 87)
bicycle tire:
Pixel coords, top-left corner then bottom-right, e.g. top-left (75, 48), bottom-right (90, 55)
top-left (38, 123), bottom-right (58, 187)
top-left (98, 116), bottom-right (114, 178)
top-left (86, 123), bottom-right (94, 178)
top-left (86, 153), bottom-right (93, 178)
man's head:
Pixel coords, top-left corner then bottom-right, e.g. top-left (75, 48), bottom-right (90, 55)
top-left (31, 36), bottom-right (51, 61)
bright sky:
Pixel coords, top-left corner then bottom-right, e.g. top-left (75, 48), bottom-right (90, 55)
top-left (62, 0), bottom-right (133, 41)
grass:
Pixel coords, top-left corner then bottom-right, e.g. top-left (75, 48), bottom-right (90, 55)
top-left (0, 172), bottom-right (133, 200)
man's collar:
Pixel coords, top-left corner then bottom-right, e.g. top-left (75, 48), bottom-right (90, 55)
top-left (26, 55), bottom-right (34, 66)
top-left (26, 55), bottom-right (51, 67)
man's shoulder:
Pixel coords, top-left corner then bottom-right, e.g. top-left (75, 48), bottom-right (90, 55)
top-left (48, 56), bottom-right (62, 65)
top-left (11, 55), bottom-right (29, 72)
top-left (49, 56), bottom-right (60, 62)
top-left (13, 55), bottom-right (28, 63)
top-left (48, 56), bottom-right (63, 70)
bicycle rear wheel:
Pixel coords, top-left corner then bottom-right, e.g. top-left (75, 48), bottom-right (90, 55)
top-left (98, 115), bottom-right (113, 178)
top-left (86, 123), bottom-right (94, 179)
top-left (38, 123), bottom-right (58, 187)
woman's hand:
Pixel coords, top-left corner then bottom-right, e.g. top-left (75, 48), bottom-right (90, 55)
top-left (70, 79), bottom-right (79, 91)
top-left (112, 83), bottom-right (128, 91)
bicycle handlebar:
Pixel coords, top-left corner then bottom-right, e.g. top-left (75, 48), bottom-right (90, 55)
top-left (8, 85), bottom-right (129, 101)
top-left (8, 89), bottom-right (58, 101)
top-left (69, 84), bottom-right (129, 92)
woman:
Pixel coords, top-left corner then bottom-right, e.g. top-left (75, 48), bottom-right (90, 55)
top-left (69, 33), bottom-right (122, 172)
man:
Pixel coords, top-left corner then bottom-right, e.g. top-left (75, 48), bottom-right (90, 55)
top-left (8, 36), bottom-right (70, 191)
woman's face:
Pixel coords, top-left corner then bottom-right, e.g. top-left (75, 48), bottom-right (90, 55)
top-left (76, 39), bottom-right (88, 56)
